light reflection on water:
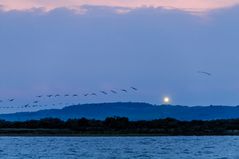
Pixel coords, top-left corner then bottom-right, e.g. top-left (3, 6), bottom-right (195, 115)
top-left (0, 136), bottom-right (238, 159)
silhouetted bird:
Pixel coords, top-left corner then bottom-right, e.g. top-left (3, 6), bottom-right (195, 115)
top-left (9, 99), bottom-right (15, 102)
top-left (197, 71), bottom-right (212, 76)
top-left (47, 95), bottom-right (53, 98)
top-left (36, 95), bottom-right (42, 98)
top-left (121, 89), bottom-right (128, 93)
top-left (100, 91), bottom-right (108, 95)
top-left (24, 104), bottom-right (29, 107)
top-left (91, 93), bottom-right (97, 96)
top-left (65, 94), bottom-right (69, 97)
top-left (73, 94), bottom-right (78, 97)
top-left (110, 90), bottom-right (117, 94)
top-left (84, 93), bottom-right (89, 97)
top-left (130, 87), bottom-right (138, 91)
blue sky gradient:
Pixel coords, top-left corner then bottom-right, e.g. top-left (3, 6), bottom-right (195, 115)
top-left (0, 5), bottom-right (239, 113)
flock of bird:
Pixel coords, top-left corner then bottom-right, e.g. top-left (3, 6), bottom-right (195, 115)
top-left (0, 70), bottom-right (211, 110)
top-left (0, 87), bottom-right (138, 109)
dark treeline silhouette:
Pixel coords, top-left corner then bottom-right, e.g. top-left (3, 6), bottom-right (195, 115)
top-left (1, 117), bottom-right (239, 135)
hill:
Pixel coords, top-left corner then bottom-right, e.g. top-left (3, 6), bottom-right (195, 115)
top-left (0, 102), bottom-right (239, 121)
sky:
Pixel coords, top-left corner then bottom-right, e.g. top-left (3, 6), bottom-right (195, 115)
top-left (0, 1), bottom-right (239, 113)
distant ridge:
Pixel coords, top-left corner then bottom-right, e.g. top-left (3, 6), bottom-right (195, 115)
top-left (1, 102), bottom-right (239, 121)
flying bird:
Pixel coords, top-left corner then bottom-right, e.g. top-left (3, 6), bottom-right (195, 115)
top-left (121, 89), bottom-right (128, 93)
top-left (8, 99), bottom-right (15, 102)
top-left (197, 71), bottom-right (212, 76)
top-left (73, 94), bottom-right (78, 97)
top-left (47, 95), bottom-right (53, 98)
top-left (24, 104), bottom-right (29, 107)
top-left (110, 90), bottom-right (117, 94)
top-left (36, 95), bottom-right (42, 98)
top-left (91, 93), bottom-right (97, 96)
top-left (130, 87), bottom-right (138, 91)
top-left (33, 101), bottom-right (39, 104)
top-left (100, 91), bottom-right (108, 95)
top-left (84, 93), bottom-right (89, 97)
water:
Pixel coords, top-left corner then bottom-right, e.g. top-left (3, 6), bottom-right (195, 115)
top-left (0, 136), bottom-right (238, 159)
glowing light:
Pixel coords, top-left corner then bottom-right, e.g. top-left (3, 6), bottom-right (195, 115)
top-left (163, 97), bottom-right (171, 104)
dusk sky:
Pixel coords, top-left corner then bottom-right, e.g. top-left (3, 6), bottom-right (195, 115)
top-left (1, 1), bottom-right (239, 112)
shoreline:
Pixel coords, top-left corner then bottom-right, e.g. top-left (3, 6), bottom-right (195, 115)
top-left (1, 130), bottom-right (239, 137)
top-left (1, 134), bottom-right (239, 137)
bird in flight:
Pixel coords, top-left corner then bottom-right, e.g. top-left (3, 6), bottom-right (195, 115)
top-left (73, 94), bottom-right (78, 97)
top-left (121, 89), bottom-right (128, 93)
top-left (197, 71), bottom-right (212, 76)
top-left (130, 87), bottom-right (138, 91)
top-left (8, 99), bottom-right (15, 102)
top-left (64, 94), bottom-right (69, 97)
top-left (110, 90), bottom-right (117, 94)
top-left (100, 91), bottom-right (108, 95)
top-left (33, 101), bottom-right (39, 104)
top-left (24, 104), bottom-right (29, 107)
top-left (84, 93), bottom-right (89, 97)
top-left (91, 93), bottom-right (97, 96)
top-left (36, 95), bottom-right (42, 98)
top-left (47, 95), bottom-right (53, 98)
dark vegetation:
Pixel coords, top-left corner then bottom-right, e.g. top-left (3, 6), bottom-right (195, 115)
top-left (1, 117), bottom-right (239, 136)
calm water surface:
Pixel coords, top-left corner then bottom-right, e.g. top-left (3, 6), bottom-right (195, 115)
top-left (0, 136), bottom-right (238, 159)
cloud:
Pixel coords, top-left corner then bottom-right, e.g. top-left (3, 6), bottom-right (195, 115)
top-left (0, 0), bottom-right (239, 14)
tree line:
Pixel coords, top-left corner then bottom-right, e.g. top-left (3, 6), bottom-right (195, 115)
top-left (1, 117), bottom-right (239, 135)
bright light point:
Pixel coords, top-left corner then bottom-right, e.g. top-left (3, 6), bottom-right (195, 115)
top-left (163, 97), bottom-right (171, 104)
